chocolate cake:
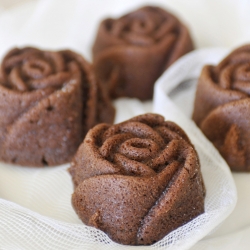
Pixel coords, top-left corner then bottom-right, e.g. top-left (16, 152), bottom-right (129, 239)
top-left (193, 44), bottom-right (250, 172)
top-left (69, 113), bottom-right (205, 245)
top-left (0, 47), bottom-right (115, 167)
top-left (92, 6), bottom-right (194, 100)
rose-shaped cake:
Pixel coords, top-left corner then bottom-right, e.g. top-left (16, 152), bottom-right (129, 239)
top-left (69, 113), bottom-right (205, 245)
top-left (92, 6), bottom-right (194, 100)
top-left (193, 45), bottom-right (250, 172)
top-left (0, 47), bottom-right (115, 167)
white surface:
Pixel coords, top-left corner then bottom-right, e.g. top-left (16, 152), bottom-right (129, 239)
top-left (0, 0), bottom-right (249, 249)
top-left (0, 0), bottom-right (33, 9)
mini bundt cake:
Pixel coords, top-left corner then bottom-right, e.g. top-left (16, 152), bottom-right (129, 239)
top-left (69, 113), bottom-right (205, 245)
top-left (193, 44), bottom-right (250, 172)
top-left (92, 6), bottom-right (194, 100)
top-left (0, 47), bottom-right (115, 167)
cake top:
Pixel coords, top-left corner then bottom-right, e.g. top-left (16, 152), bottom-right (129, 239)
top-left (212, 44), bottom-right (250, 94)
top-left (0, 47), bottom-right (91, 92)
top-left (70, 113), bottom-right (198, 187)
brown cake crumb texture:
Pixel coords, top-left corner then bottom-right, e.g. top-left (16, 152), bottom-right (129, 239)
top-left (69, 113), bottom-right (205, 245)
top-left (193, 44), bottom-right (250, 172)
top-left (92, 6), bottom-right (194, 100)
top-left (0, 47), bottom-right (115, 167)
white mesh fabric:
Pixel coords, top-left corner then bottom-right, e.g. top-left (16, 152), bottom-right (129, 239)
top-left (0, 48), bottom-right (237, 250)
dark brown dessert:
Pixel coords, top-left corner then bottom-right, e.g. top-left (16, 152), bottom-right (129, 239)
top-left (69, 113), bottom-right (205, 245)
top-left (92, 6), bottom-right (194, 100)
top-left (193, 44), bottom-right (250, 172)
top-left (0, 47), bottom-right (115, 167)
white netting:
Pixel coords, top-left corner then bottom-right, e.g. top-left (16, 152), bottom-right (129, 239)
top-left (0, 48), bottom-right (236, 250)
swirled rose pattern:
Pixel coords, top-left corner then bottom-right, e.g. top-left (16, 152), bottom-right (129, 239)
top-left (92, 6), bottom-right (194, 100)
top-left (70, 113), bottom-right (205, 245)
top-left (0, 47), bottom-right (115, 166)
top-left (193, 45), bottom-right (250, 171)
